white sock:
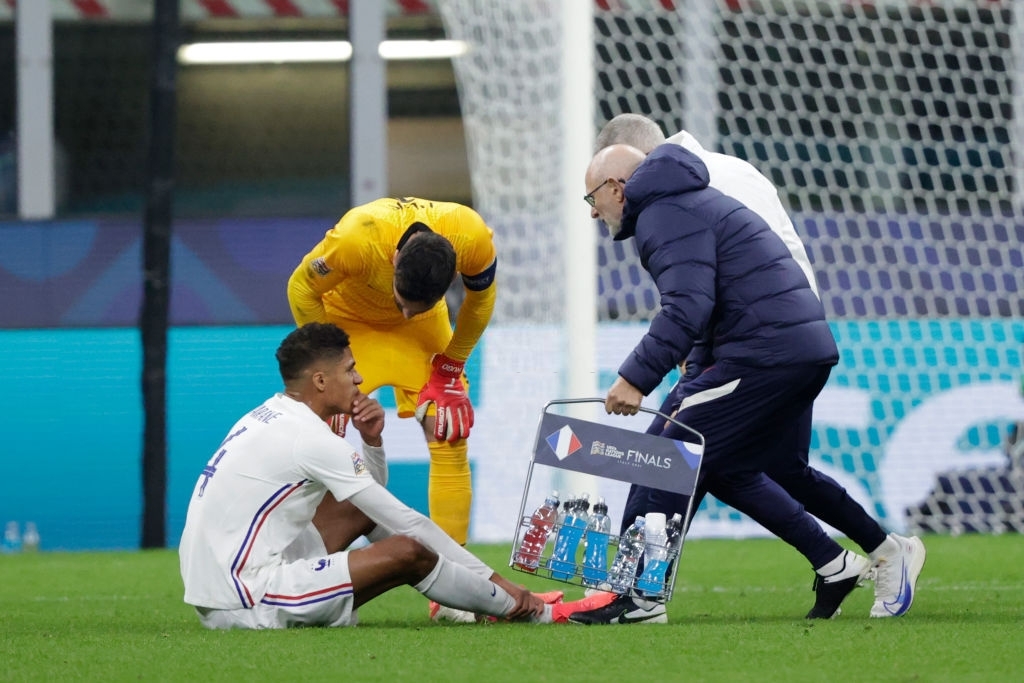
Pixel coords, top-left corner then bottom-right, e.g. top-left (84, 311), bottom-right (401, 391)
top-left (816, 550), bottom-right (850, 576)
top-left (869, 533), bottom-right (900, 561)
top-left (414, 556), bottom-right (515, 617)
top-left (527, 605), bottom-right (553, 624)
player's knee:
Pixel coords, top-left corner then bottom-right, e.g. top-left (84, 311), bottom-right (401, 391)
top-left (388, 534), bottom-right (438, 577)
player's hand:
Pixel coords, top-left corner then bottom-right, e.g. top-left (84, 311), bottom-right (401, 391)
top-left (350, 393), bottom-right (385, 446)
top-left (606, 376), bottom-right (644, 416)
top-left (490, 574), bottom-right (543, 620)
top-left (414, 354), bottom-right (474, 443)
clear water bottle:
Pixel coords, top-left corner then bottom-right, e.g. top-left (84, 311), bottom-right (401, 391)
top-left (2, 521), bottom-right (21, 554)
top-left (549, 492), bottom-right (591, 580)
top-left (22, 522), bottom-right (40, 553)
top-left (666, 513), bottom-right (683, 554)
top-left (607, 516), bottom-right (646, 592)
top-left (557, 496), bottom-right (574, 527)
top-left (663, 512), bottom-right (684, 581)
top-left (513, 490), bottom-right (560, 572)
top-left (582, 497), bottom-right (612, 587)
top-left (636, 512), bottom-right (669, 596)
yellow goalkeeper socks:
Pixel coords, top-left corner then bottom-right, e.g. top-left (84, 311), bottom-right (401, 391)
top-left (427, 440), bottom-right (472, 544)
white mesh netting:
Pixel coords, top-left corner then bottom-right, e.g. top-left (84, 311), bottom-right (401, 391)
top-left (440, 0), bottom-right (1024, 536)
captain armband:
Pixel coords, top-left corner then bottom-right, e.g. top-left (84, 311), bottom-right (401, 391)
top-left (461, 258), bottom-right (497, 291)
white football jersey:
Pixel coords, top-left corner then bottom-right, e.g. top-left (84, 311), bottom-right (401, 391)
top-left (179, 393), bottom-right (374, 610)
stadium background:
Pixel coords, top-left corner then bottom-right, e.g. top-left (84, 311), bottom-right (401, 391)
top-left (1, 0), bottom-right (1022, 550)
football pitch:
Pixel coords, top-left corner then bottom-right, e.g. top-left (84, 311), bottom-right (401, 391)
top-left (1, 534), bottom-right (1021, 682)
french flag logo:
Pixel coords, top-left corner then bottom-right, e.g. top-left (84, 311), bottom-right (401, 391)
top-left (546, 425), bottom-right (582, 461)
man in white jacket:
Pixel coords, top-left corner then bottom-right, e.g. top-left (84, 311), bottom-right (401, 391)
top-left (179, 322), bottom-right (586, 629)
top-left (595, 113), bottom-right (818, 296)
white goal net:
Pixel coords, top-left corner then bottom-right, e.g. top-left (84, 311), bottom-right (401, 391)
top-left (440, 0), bottom-right (1024, 539)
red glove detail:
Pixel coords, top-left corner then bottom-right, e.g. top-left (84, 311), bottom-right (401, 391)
top-left (415, 354), bottom-right (474, 443)
top-left (326, 413), bottom-right (349, 438)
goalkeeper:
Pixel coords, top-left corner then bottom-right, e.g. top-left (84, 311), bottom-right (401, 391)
top-left (287, 196), bottom-right (496, 550)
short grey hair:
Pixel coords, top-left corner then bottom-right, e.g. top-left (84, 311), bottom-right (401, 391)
top-left (595, 114), bottom-right (666, 154)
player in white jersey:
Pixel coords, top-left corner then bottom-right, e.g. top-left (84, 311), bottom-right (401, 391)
top-left (179, 323), bottom-right (597, 629)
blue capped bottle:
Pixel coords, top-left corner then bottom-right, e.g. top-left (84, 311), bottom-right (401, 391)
top-left (581, 497), bottom-right (612, 587)
top-left (548, 493), bottom-right (590, 580)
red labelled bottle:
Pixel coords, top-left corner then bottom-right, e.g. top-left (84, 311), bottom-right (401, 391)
top-left (513, 490), bottom-right (560, 572)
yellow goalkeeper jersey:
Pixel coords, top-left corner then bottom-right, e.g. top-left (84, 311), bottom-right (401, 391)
top-left (287, 197), bottom-right (497, 361)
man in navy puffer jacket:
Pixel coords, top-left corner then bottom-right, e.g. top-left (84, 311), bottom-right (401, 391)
top-left (569, 143), bottom-right (924, 625)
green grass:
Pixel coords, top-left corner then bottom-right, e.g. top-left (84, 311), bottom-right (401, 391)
top-left (1, 535), bottom-right (1022, 682)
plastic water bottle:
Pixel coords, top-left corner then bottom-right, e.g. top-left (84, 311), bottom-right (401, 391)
top-left (607, 516), bottom-right (646, 592)
top-left (582, 497), bottom-right (612, 587)
top-left (557, 496), bottom-right (574, 527)
top-left (22, 522), bottom-right (40, 553)
top-left (513, 490), bottom-right (560, 572)
top-left (549, 493), bottom-right (591, 580)
top-left (636, 512), bottom-right (669, 596)
top-left (665, 513), bottom-right (683, 560)
top-left (2, 521), bottom-right (21, 554)
top-left (662, 512), bottom-right (684, 582)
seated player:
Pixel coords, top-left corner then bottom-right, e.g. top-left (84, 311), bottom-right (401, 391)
top-left (178, 323), bottom-right (604, 629)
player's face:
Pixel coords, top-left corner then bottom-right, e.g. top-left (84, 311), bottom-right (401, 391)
top-left (393, 286), bottom-right (437, 319)
top-left (323, 348), bottom-right (363, 414)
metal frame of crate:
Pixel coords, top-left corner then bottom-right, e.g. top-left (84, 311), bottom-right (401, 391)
top-left (509, 398), bottom-right (705, 601)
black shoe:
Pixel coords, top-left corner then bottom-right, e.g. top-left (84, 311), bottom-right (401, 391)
top-left (567, 593), bottom-right (668, 625)
top-left (806, 551), bottom-right (872, 619)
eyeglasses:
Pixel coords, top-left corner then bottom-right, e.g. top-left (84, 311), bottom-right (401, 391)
top-left (583, 178), bottom-right (624, 207)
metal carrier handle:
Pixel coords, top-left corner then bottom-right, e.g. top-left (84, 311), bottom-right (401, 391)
top-left (542, 397), bottom-right (706, 449)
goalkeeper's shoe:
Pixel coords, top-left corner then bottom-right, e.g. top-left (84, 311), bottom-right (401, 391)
top-left (869, 534), bottom-right (926, 618)
top-left (567, 592), bottom-right (667, 625)
top-left (806, 550), bottom-right (872, 619)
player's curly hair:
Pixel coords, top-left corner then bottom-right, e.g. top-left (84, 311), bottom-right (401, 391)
top-left (276, 323), bottom-right (350, 381)
top-left (394, 229), bottom-right (456, 305)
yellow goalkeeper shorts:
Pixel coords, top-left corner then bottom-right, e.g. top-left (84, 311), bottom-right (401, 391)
top-left (328, 307), bottom-right (453, 418)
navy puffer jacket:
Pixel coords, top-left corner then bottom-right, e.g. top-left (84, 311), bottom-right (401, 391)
top-left (616, 144), bottom-right (839, 395)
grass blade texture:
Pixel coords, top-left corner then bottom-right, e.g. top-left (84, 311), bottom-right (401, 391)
top-left (1, 535), bottom-right (1020, 682)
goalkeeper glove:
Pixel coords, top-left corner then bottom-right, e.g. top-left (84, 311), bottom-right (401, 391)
top-left (326, 413), bottom-right (349, 438)
top-left (414, 354), bottom-right (474, 443)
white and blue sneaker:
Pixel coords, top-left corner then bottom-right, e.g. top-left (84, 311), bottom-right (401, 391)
top-left (870, 534), bottom-right (926, 618)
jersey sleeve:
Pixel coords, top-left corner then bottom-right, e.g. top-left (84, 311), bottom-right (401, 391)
top-left (293, 428), bottom-right (377, 502)
top-left (444, 206), bottom-right (498, 361)
top-left (287, 218), bottom-right (370, 325)
top-left (348, 485), bottom-right (493, 578)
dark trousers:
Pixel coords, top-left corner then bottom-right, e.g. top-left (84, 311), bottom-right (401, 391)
top-left (621, 362), bottom-right (886, 569)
